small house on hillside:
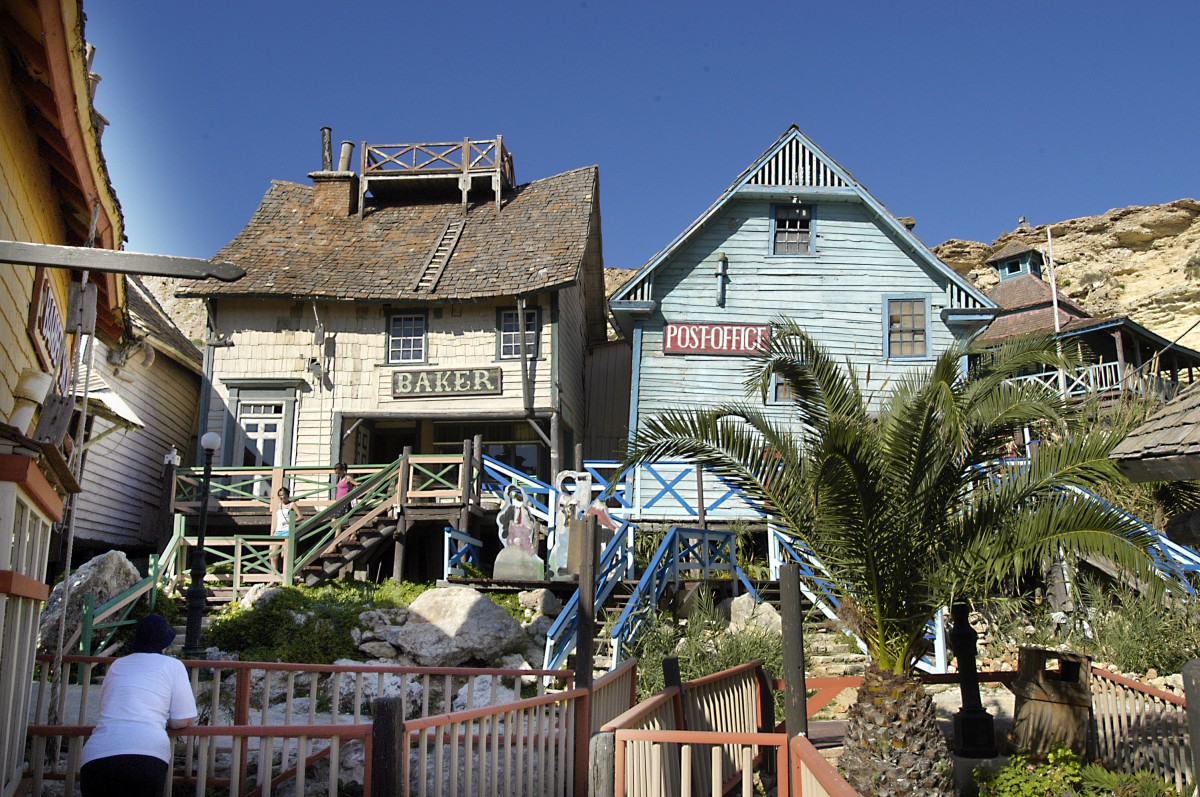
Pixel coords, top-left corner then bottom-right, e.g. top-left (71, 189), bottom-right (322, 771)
top-left (976, 241), bottom-right (1200, 401)
top-left (177, 133), bottom-right (611, 512)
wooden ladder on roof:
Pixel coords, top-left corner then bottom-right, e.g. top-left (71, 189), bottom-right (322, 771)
top-left (412, 218), bottom-right (464, 293)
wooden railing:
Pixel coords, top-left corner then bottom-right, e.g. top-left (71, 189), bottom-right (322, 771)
top-left (26, 721), bottom-right (373, 797)
top-left (790, 734), bottom-right (859, 797)
top-left (400, 686), bottom-right (584, 797)
top-left (1091, 667), bottom-right (1192, 791)
top-left (362, 138), bottom-right (514, 185)
top-left (590, 660), bottom-right (639, 735)
top-left (602, 661), bottom-right (786, 797)
top-left (29, 655), bottom-right (573, 795)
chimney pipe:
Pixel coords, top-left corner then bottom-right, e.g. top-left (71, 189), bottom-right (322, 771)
top-left (321, 127), bottom-right (333, 171)
top-left (338, 141), bottom-right (355, 172)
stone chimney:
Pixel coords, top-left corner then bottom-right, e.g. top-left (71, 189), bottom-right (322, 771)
top-left (309, 129), bottom-right (358, 216)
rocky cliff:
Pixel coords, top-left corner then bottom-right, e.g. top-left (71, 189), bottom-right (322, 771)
top-left (935, 199), bottom-right (1200, 351)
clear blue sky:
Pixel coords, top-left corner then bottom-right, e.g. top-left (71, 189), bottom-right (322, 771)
top-left (86, 1), bottom-right (1200, 270)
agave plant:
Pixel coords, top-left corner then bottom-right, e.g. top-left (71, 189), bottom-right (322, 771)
top-left (623, 323), bottom-right (1168, 796)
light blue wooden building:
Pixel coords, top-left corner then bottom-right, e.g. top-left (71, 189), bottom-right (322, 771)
top-left (609, 125), bottom-right (999, 521)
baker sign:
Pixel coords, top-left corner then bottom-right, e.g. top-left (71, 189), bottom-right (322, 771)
top-left (663, 323), bottom-right (770, 355)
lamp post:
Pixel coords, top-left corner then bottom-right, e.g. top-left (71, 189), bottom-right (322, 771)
top-left (183, 432), bottom-right (221, 658)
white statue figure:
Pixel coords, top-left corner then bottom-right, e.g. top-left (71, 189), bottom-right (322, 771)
top-left (493, 485), bottom-right (544, 580)
top-left (549, 471), bottom-right (591, 581)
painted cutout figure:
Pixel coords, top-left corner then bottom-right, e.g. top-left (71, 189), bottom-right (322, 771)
top-left (493, 485), bottom-right (545, 580)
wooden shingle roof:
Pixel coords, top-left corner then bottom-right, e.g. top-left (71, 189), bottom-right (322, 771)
top-left (1111, 384), bottom-right (1200, 481)
top-left (179, 166), bottom-right (598, 302)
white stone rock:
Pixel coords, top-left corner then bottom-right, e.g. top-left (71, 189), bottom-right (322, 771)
top-left (385, 587), bottom-right (525, 667)
top-left (239, 584), bottom-right (284, 609)
top-left (357, 640), bottom-right (398, 659)
top-left (726, 593), bottom-right (783, 635)
top-left (38, 551), bottom-right (140, 652)
top-left (518, 588), bottom-right (563, 618)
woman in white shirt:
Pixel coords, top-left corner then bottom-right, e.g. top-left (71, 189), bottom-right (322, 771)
top-left (79, 614), bottom-right (198, 797)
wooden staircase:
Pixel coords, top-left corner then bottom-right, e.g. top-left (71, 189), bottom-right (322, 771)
top-left (299, 519), bottom-right (397, 586)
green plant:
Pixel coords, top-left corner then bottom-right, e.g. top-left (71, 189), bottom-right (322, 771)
top-left (624, 328), bottom-right (1175, 796)
top-left (976, 746), bottom-right (1189, 797)
top-left (1066, 575), bottom-right (1200, 674)
top-left (976, 746), bottom-right (1083, 796)
top-left (207, 580), bottom-right (412, 664)
top-left (629, 585), bottom-right (787, 716)
top-left (1079, 763), bottom-right (1190, 796)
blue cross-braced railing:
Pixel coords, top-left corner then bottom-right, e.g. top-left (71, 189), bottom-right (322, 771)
top-left (580, 461), bottom-right (634, 510)
top-left (609, 527), bottom-right (760, 669)
top-left (1059, 484), bottom-right (1200, 595)
top-left (542, 516), bottom-right (637, 670)
top-left (628, 461), bottom-right (764, 521)
top-left (443, 526), bottom-right (483, 579)
top-left (480, 456), bottom-right (555, 523)
top-left (767, 526), bottom-right (949, 674)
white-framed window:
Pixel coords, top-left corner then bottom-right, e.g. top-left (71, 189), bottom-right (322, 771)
top-left (884, 296), bottom-right (929, 359)
top-left (236, 402), bottom-right (285, 467)
top-left (771, 204), bottom-right (813, 255)
top-left (388, 313), bottom-right (427, 363)
top-left (498, 308), bottom-right (540, 359)
top-left (767, 372), bottom-right (797, 405)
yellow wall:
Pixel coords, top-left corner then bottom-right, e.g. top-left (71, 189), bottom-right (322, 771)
top-left (0, 35), bottom-right (78, 422)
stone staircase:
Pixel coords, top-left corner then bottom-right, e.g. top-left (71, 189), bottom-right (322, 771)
top-left (806, 625), bottom-right (870, 677)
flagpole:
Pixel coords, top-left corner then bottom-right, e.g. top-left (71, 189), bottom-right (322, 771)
top-left (1045, 227), bottom-right (1067, 399)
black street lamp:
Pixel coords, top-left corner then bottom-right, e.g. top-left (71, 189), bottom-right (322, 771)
top-left (183, 432), bottom-right (221, 658)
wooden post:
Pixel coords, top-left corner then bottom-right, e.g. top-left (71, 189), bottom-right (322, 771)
top-left (779, 563), bottom-right (808, 738)
top-left (472, 434), bottom-right (484, 505)
top-left (393, 446), bottom-right (412, 582)
top-left (574, 442), bottom-right (584, 473)
top-left (458, 438), bottom-right (472, 532)
top-left (588, 732), bottom-right (616, 797)
top-left (1113, 330), bottom-right (1127, 386)
top-left (695, 464), bottom-right (707, 530)
top-left (372, 696), bottom-right (406, 797)
top-left (574, 513), bottom-right (598, 797)
top-left (1184, 659), bottom-right (1200, 784)
top-left (235, 667), bottom-right (251, 791)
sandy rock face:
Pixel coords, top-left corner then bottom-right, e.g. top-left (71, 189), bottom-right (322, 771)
top-left (384, 586), bottom-right (525, 667)
top-left (935, 198), bottom-right (1200, 351)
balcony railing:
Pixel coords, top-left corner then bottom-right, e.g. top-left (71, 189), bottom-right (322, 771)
top-left (1007, 361), bottom-right (1182, 402)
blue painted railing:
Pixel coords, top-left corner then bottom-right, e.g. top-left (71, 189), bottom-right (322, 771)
top-left (608, 527), bottom-right (760, 668)
top-left (1060, 484), bottom-right (1200, 594)
top-left (443, 526), bottom-right (483, 579)
top-left (542, 516), bottom-right (637, 670)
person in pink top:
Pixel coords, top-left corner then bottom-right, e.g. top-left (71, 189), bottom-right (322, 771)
top-left (332, 462), bottom-right (357, 521)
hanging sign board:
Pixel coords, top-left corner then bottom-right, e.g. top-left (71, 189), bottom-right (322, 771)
top-left (662, 323), bottom-right (770, 356)
top-left (26, 268), bottom-right (71, 396)
top-left (392, 367), bottom-right (502, 398)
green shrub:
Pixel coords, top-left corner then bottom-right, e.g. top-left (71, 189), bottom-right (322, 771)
top-left (976, 746), bottom-right (1083, 797)
top-left (629, 586), bottom-right (788, 716)
top-left (207, 580), bottom-right (425, 664)
top-left (976, 745), bottom-right (1189, 797)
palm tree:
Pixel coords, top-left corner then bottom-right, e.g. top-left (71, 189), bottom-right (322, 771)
top-left (623, 323), bottom-right (1169, 796)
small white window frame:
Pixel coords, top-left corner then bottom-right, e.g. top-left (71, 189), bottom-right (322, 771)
top-left (388, 313), bottom-right (428, 364)
top-left (882, 294), bottom-right (931, 360)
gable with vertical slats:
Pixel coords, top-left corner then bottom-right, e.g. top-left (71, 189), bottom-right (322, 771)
top-left (747, 138), bottom-right (847, 188)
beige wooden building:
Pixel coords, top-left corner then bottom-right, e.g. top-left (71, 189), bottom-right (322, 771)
top-left (180, 135), bottom-right (609, 486)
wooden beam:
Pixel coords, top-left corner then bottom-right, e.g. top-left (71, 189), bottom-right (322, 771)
top-left (0, 240), bottom-right (244, 281)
